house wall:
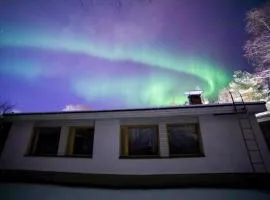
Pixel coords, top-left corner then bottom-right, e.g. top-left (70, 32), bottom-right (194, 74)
top-left (0, 115), bottom-right (255, 174)
top-left (250, 115), bottom-right (270, 172)
top-left (2, 113), bottom-right (267, 175)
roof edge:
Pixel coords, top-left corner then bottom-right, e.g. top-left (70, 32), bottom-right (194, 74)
top-left (4, 102), bottom-right (266, 116)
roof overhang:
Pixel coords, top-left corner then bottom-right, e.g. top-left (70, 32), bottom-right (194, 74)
top-left (3, 102), bottom-right (266, 121)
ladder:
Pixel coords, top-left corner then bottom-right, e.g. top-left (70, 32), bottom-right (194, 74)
top-left (229, 91), bottom-right (266, 173)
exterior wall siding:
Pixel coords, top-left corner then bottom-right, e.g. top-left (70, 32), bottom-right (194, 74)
top-left (158, 123), bottom-right (169, 157)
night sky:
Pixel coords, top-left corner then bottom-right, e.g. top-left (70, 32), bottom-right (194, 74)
top-left (0, 0), bottom-right (268, 112)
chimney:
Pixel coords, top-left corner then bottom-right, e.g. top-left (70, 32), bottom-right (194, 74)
top-left (185, 90), bottom-right (203, 105)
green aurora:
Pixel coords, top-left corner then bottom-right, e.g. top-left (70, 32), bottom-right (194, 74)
top-left (0, 28), bottom-right (231, 106)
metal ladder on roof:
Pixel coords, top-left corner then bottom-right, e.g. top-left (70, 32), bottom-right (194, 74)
top-left (229, 91), bottom-right (266, 173)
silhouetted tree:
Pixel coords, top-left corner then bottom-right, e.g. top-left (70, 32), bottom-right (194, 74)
top-left (0, 101), bottom-right (13, 115)
top-left (0, 99), bottom-right (14, 130)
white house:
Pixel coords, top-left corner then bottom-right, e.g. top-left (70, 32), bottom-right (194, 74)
top-left (0, 101), bottom-right (270, 188)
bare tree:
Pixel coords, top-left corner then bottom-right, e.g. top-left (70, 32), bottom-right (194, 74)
top-left (244, 2), bottom-right (270, 97)
top-left (244, 2), bottom-right (270, 72)
top-left (0, 99), bottom-right (14, 130)
top-left (0, 101), bottom-right (13, 115)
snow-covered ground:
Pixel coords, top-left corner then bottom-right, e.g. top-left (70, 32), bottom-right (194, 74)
top-left (1, 183), bottom-right (270, 200)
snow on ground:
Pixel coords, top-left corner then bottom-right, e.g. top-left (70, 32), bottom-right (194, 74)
top-left (1, 183), bottom-right (270, 200)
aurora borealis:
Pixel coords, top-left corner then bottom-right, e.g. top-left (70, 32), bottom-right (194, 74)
top-left (0, 0), bottom-right (267, 112)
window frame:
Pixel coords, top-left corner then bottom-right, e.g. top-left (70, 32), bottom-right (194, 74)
top-left (166, 123), bottom-right (204, 157)
top-left (27, 126), bottom-right (61, 157)
top-left (120, 125), bottom-right (160, 159)
top-left (66, 126), bottom-right (95, 158)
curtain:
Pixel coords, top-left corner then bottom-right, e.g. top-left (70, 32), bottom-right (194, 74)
top-left (73, 128), bottom-right (94, 155)
top-left (168, 124), bottom-right (199, 154)
top-left (128, 127), bottom-right (157, 155)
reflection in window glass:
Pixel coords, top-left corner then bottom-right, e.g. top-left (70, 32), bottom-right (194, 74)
top-left (128, 127), bottom-right (158, 156)
top-left (167, 124), bottom-right (201, 155)
top-left (121, 125), bottom-right (159, 157)
top-left (67, 127), bottom-right (94, 156)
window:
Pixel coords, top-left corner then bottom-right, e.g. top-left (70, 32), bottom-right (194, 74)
top-left (29, 127), bottom-right (61, 156)
top-left (0, 122), bottom-right (12, 156)
top-left (120, 125), bottom-right (159, 157)
top-left (259, 121), bottom-right (270, 151)
top-left (66, 127), bottom-right (94, 157)
top-left (167, 124), bottom-right (203, 156)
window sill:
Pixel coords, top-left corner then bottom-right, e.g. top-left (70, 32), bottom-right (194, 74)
top-left (119, 155), bottom-right (161, 159)
top-left (24, 154), bottom-right (92, 158)
top-left (24, 154), bottom-right (59, 157)
top-left (168, 153), bottom-right (205, 158)
top-left (63, 155), bottom-right (93, 158)
top-left (119, 153), bottom-right (205, 159)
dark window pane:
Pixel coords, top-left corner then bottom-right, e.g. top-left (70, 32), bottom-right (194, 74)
top-left (128, 127), bottom-right (158, 156)
top-left (0, 122), bottom-right (12, 155)
top-left (168, 124), bottom-right (200, 155)
top-left (73, 128), bottom-right (94, 155)
top-left (259, 121), bottom-right (270, 151)
top-left (33, 127), bottom-right (60, 155)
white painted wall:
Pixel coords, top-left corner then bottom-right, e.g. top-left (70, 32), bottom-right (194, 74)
top-left (0, 114), bottom-right (269, 175)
